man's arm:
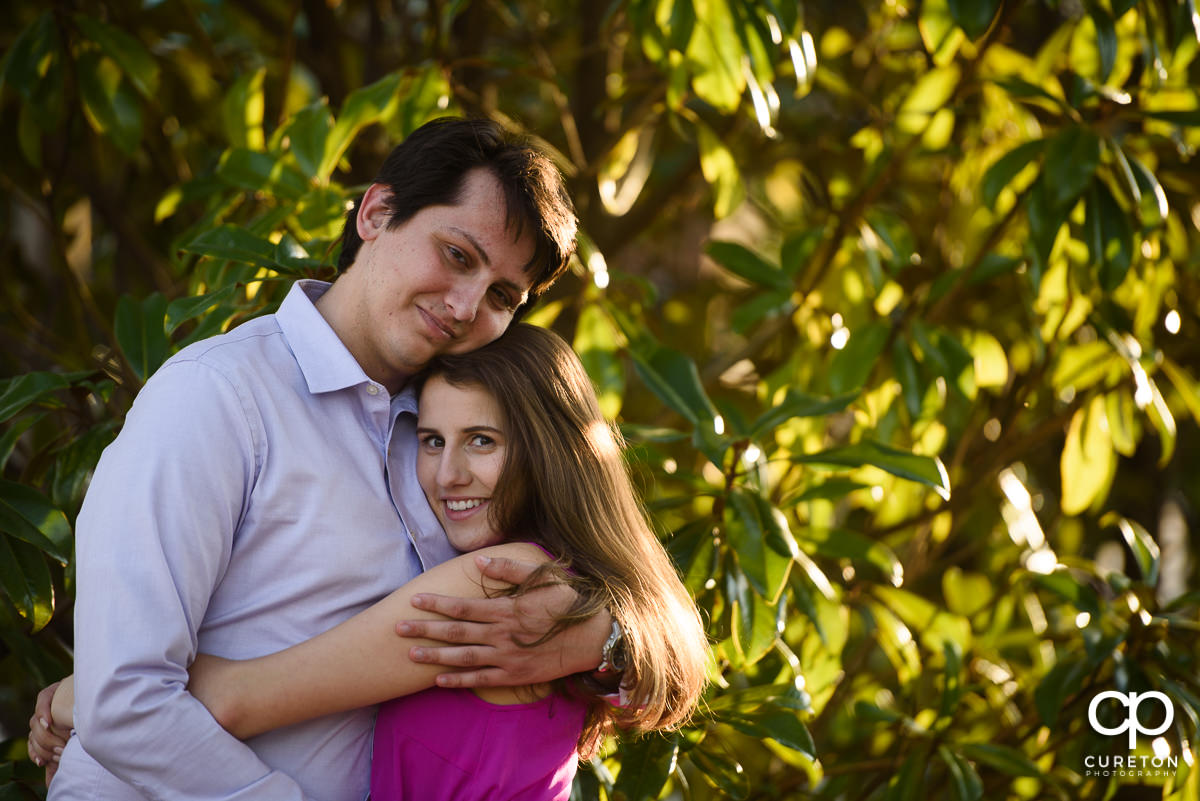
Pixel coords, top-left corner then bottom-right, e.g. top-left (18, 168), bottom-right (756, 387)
top-left (399, 554), bottom-right (614, 688)
top-left (72, 361), bottom-right (308, 800)
top-left (185, 542), bottom-right (553, 739)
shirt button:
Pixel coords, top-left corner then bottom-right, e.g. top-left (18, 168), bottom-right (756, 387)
top-left (367, 385), bottom-right (380, 395)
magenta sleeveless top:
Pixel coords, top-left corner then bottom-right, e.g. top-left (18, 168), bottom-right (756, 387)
top-left (369, 686), bottom-right (587, 800)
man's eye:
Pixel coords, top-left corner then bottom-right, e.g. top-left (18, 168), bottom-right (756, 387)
top-left (491, 287), bottom-right (516, 309)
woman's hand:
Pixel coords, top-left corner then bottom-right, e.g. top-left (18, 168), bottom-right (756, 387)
top-left (27, 679), bottom-right (70, 785)
top-left (397, 554), bottom-right (611, 687)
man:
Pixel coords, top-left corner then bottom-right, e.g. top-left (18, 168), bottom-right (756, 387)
top-left (36, 117), bottom-right (609, 800)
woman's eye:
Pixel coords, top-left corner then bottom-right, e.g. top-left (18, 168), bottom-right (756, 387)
top-left (470, 434), bottom-right (495, 447)
top-left (420, 435), bottom-right (445, 449)
top-left (446, 245), bottom-right (467, 264)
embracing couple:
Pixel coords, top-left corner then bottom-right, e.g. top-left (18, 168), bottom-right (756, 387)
top-left (28, 117), bottom-right (708, 800)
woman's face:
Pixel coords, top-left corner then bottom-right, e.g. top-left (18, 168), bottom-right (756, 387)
top-left (416, 375), bottom-right (508, 552)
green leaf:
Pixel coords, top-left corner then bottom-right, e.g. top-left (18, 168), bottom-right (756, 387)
top-left (938, 746), bottom-right (984, 801)
top-left (1060, 395), bottom-right (1115, 515)
top-left (687, 0), bottom-right (743, 112)
top-left (77, 51), bottom-right (142, 155)
top-left (781, 228), bottom-right (824, 276)
top-left (284, 101), bottom-right (334, 181)
top-left (1033, 655), bottom-right (1088, 728)
top-left (0, 480), bottom-right (71, 564)
top-left (1085, 181), bottom-right (1133, 292)
top-left (1032, 570), bottom-right (1100, 616)
top-left (981, 139), bottom-right (1044, 209)
top-left (222, 68), bottom-right (266, 150)
top-left (165, 286), bottom-right (240, 334)
top-left (706, 241), bottom-right (790, 291)
top-left (1043, 127), bottom-right (1101, 211)
top-left (320, 72), bottom-right (402, 180)
top-left (114, 293), bottom-right (170, 382)
top-left (574, 303), bottom-right (625, 419)
top-left (725, 491), bottom-right (793, 603)
top-left (731, 288), bottom-right (793, 334)
top-left (0, 534), bottom-right (55, 632)
top-left (217, 147), bottom-right (307, 199)
top-left (730, 489), bottom-right (800, 560)
top-left (784, 479), bottom-right (870, 505)
top-left (1103, 513), bottom-right (1160, 585)
top-left (1090, 9), bottom-right (1117, 82)
top-left (794, 440), bottom-right (951, 500)
top-left (948, 0), bottom-right (999, 40)
top-left (892, 336), bottom-right (924, 418)
top-left (1141, 109), bottom-right (1200, 127)
top-left (696, 120), bottom-right (744, 218)
top-left (723, 709), bottom-right (816, 756)
top-left (611, 733), bottom-right (678, 800)
top-left (731, 580), bottom-right (781, 664)
top-left (629, 343), bottom-right (719, 429)
top-left (829, 320), bottom-right (890, 394)
top-left (804, 528), bottom-right (903, 588)
top-left (958, 743), bottom-right (1043, 778)
top-left (688, 747), bottom-right (749, 799)
top-left (875, 585), bottom-right (972, 654)
top-left (73, 14), bottom-right (159, 99)
top-left (181, 225), bottom-right (292, 272)
top-left (884, 751), bottom-right (924, 801)
top-left (1026, 176), bottom-right (1064, 287)
top-left (749, 389), bottom-right (857, 439)
top-left (667, 518), bottom-right (717, 596)
top-left (0, 372), bottom-right (69, 423)
top-left (1122, 150), bottom-right (1169, 225)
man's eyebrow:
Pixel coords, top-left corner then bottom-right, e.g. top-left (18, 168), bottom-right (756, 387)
top-left (449, 227), bottom-right (490, 266)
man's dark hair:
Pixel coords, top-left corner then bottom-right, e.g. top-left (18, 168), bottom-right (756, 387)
top-left (337, 117), bottom-right (577, 301)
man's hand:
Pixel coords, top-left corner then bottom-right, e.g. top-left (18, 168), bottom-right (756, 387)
top-left (27, 680), bottom-right (69, 786)
top-left (396, 555), bottom-right (610, 687)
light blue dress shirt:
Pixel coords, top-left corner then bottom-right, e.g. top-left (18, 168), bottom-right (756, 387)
top-left (50, 281), bottom-right (460, 801)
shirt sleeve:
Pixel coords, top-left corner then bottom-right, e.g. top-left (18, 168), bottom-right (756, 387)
top-left (72, 359), bottom-right (310, 801)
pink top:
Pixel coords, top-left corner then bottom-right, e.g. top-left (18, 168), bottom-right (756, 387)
top-left (370, 686), bottom-right (587, 800)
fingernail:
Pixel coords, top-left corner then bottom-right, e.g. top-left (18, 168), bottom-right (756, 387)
top-left (33, 756), bottom-right (41, 767)
top-left (397, 622), bottom-right (413, 635)
top-left (411, 648), bottom-right (426, 661)
top-left (411, 594), bottom-right (427, 607)
top-left (39, 718), bottom-right (49, 729)
top-left (54, 746), bottom-right (63, 756)
top-left (476, 555), bottom-right (491, 567)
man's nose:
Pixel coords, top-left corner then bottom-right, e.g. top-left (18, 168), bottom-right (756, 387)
top-left (445, 280), bottom-right (487, 323)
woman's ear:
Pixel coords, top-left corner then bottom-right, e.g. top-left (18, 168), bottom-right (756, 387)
top-left (356, 183), bottom-right (392, 241)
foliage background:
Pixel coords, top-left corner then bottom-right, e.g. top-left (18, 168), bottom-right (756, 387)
top-left (2, 0), bottom-right (1199, 798)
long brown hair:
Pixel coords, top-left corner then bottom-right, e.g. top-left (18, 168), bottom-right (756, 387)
top-left (421, 323), bottom-right (708, 753)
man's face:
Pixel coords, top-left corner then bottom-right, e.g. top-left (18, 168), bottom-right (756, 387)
top-left (329, 168), bottom-right (536, 392)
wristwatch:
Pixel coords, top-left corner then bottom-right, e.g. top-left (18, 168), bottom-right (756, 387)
top-left (597, 619), bottom-right (627, 673)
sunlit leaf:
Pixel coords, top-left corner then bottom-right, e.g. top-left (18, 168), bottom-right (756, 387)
top-left (687, 0), bottom-right (743, 112)
top-left (610, 733), bottom-right (678, 800)
top-left (1102, 512), bottom-right (1160, 585)
top-left (1032, 570), bottom-right (1100, 616)
top-left (574, 303), bottom-right (624, 419)
top-left (706, 241), bottom-right (790, 291)
top-left (726, 491), bottom-right (793, 603)
top-left (804, 528), bottom-right (903, 588)
top-left (958, 743), bottom-right (1043, 778)
top-left (1085, 180), bottom-right (1133, 291)
top-left (1060, 395), bottom-right (1115, 515)
top-left (696, 120), bottom-right (744, 218)
top-left (320, 72), bottom-right (402, 180)
top-left (749, 390), bottom-right (857, 439)
top-left (795, 440), bottom-right (950, 500)
top-left (938, 746), bottom-right (984, 801)
top-left (0, 534), bottom-right (54, 632)
top-left (829, 320), bottom-right (890, 394)
top-left (285, 101), bottom-right (334, 181)
top-left (981, 139), bottom-right (1044, 209)
top-left (0, 480), bottom-right (71, 564)
top-left (222, 68), bottom-right (266, 150)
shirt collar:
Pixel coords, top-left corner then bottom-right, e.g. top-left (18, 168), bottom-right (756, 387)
top-left (277, 280), bottom-right (375, 396)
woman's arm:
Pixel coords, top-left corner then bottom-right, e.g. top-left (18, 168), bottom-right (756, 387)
top-left (188, 542), bottom-right (550, 739)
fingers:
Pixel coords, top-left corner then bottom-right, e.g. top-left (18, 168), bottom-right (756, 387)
top-left (474, 555), bottom-right (539, 584)
top-left (27, 714), bottom-right (66, 769)
top-left (431, 668), bottom-right (508, 689)
top-left (395, 619), bottom-right (493, 644)
top-left (409, 593), bottom-right (512, 623)
top-left (408, 645), bottom-right (488, 669)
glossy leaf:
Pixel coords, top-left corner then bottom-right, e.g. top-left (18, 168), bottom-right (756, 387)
top-left (114, 293), bottom-right (170, 383)
top-left (829, 320), bottom-right (890, 394)
top-left (320, 72), bottom-right (402, 180)
top-left (726, 491), bottom-right (793, 603)
top-left (938, 746), bottom-right (983, 801)
top-left (1033, 655), bottom-right (1088, 728)
top-left (1060, 395), bottom-right (1115, 515)
top-left (804, 528), bottom-right (903, 588)
top-left (610, 733), bottom-right (678, 800)
top-left (0, 480), bottom-right (70, 564)
top-left (688, 747), bottom-right (749, 799)
top-left (0, 372), bottom-right (69, 423)
top-left (1033, 570), bottom-right (1100, 616)
top-left (981, 139), bottom-right (1043, 209)
top-left (948, 0), bottom-right (998, 40)
top-left (1085, 181), bottom-right (1133, 291)
top-left (628, 343), bottom-right (719, 429)
top-left (749, 390), bottom-right (857, 439)
top-left (706, 241), bottom-right (790, 291)
top-left (165, 286), bottom-right (240, 335)
top-left (221, 68), bottom-right (266, 150)
top-left (0, 534), bottom-right (54, 632)
top-left (1089, 8), bottom-right (1116, 82)
top-left (687, 0), bottom-right (743, 112)
top-left (795, 440), bottom-right (950, 500)
top-left (1043, 127), bottom-right (1101, 211)
top-left (285, 102), bottom-right (335, 181)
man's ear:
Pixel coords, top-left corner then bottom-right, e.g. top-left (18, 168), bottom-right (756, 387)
top-left (356, 183), bottom-right (392, 242)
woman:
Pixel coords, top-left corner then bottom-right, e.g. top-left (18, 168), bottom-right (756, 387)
top-left (40, 323), bottom-right (709, 799)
